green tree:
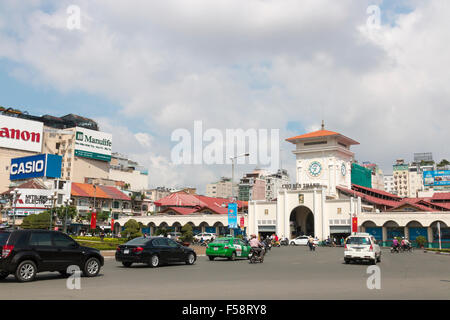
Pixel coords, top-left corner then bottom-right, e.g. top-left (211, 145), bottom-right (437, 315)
top-left (437, 159), bottom-right (450, 168)
top-left (415, 236), bottom-right (427, 248)
top-left (21, 212), bottom-right (51, 229)
top-left (120, 219), bottom-right (142, 239)
top-left (179, 224), bottom-right (194, 243)
top-left (155, 227), bottom-right (168, 237)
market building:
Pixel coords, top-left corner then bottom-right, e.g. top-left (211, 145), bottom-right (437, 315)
top-left (247, 126), bottom-right (450, 247)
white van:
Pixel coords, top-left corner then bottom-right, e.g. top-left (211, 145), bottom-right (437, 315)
top-left (344, 233), bottom-right (381, 265)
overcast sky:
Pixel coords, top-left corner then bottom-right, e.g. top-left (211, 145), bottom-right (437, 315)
top-left (1, 0), bottom-right (449, 193)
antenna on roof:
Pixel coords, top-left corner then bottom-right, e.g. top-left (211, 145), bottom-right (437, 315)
top-left (321, 120), bottom-right (325, 130)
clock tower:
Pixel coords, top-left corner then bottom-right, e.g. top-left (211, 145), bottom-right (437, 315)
top-left (285, 123), bottom-right (359, 196)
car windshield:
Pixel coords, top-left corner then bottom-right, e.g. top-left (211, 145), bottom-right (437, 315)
top-left (125, 237), bottom-right (152, 246)
top-left (212, 238), bottom-right (231, 244)
top-left (0, 232), bottom-right (10, 245)
top-left (346, 237), bottom-right (371, 245)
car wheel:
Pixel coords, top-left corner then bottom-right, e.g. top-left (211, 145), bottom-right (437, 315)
top-left (290, 242), bottom-right (295, 246)
top-left (0, 271), bottom-right (9, 280)
top-left (371, 259), bottom-right (377, 265)
top-left (83, 257), bottom-right (101, 277)
top-left (15, 260), bottom-right (37, 282)
top-left (186, 253), bottom-right (196, 265)
top-left (208, 256), bottom-right (215, 261)
top-left (376, 254), bottom-right (381, 263)
top-left (149, 254), bottom-right (160, 268)
top-left (229, 252), bottom-right (236, 261)
top-left (122, 262), bottom-right (132, 268)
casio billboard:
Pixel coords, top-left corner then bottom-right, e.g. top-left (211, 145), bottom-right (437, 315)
top-left (10, 154), bottom-right (62, 181)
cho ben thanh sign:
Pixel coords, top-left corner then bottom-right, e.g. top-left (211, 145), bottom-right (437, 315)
top-left (74, 127), bottom-right (112, 162)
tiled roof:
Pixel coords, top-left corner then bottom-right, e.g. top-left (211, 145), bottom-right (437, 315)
top-left (154, 192), bottom-right (247, 215)
top-left (286, 130), bottom-right (339, 141)
top-left (286, 129), bottom-right (360, 145)
top-left (160, 207), bottom-right (198, 215)
top-left (431, 192), bottom-right (450, 201)
top-left (336, 186), bottom-right (400, 208)
top-left (71, 183), bottom-right (131, 201)
top-left (352, 184), bottom-right (402, 200)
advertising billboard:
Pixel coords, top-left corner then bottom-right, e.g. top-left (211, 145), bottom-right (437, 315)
top-left (10, 154), bottom-right (62, 181)
top-left (0, 114), bottom-right (43, 152)
top-left (8, 189), bottom-right (55, 217)
top-left (227, 203), bottom-right (238, 229)
top-left (423, 170), bottom-right (450, 186)
top-left (74, 127), bottom-right (112, 162)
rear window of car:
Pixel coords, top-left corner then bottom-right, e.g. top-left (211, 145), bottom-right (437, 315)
top-left (126, 237), bottom-right (152, 246)
top-left (212, 238), bottom-right (231, 244)
top-left (347, 237), bottom-right (371, 245)
top-left (0, 232), bottom-right (10, 245)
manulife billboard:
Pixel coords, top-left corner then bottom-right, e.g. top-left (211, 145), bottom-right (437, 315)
top-left (74, 127), bottom-right (112, 162)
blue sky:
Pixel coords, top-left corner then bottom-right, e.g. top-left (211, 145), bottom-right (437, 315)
top-left (1, 1), bottom-right (448, 190)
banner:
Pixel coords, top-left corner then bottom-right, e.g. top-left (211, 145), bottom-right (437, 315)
top-left (75, 127), bottom-right (112, 162)
top-left (227, 203), bottom-right (238, 229)
top-left (111, 219), bottom-right (115, 232)
top-left (240, 217), bottom-right (245, 228)
top-left (90, 212), bottom-right (97, 230)
top-left (423, 170), bottom-right (450, 186)
top-left (352, 217), bottom-right (358, 233)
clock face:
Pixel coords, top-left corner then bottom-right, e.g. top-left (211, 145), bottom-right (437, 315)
top-left (308, 161), bottom-right (322, 177)
top-left (341, 163), bottom-right (347, 176)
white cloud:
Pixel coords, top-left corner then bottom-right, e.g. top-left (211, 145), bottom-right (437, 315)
top-left (0, 0), bottom-right (449, 191)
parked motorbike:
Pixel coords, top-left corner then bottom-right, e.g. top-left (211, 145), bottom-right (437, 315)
top-left (280, 238), bottom-right (289, 246)
top-left (249, 247), bottom-right (265, 263)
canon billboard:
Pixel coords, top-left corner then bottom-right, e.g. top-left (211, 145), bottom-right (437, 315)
top-left (0, 115), bottom-right (43, 152)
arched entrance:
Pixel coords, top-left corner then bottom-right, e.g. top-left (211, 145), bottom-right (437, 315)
top-left (289, 206), bottom-right (314, 238)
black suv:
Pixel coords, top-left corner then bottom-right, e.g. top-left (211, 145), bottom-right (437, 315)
top-left (0, 229), bottom-right (104, 282)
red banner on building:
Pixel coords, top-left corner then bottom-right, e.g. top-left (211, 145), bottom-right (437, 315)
top-left (111, 219), bottom-right (115, 231)
top-left (240, 217), bottom-right (245, 228)
top-left (352, 217), bottom-right (358, 233)
top-left (90, 212), bottom-right (97, 230)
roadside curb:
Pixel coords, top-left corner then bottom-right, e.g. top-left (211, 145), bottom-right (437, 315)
top-left (423, 250), bottom-right (450, 255)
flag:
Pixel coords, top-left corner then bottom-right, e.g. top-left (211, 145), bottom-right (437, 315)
top-left (111, 219), bottom-right (115, 232)
top-left (352, 217), bottom-right (358, 233)
top-left (90, 212), bottom-right (97, 230)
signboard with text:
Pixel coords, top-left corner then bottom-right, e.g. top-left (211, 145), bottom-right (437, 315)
top-left (0, 114), bottom-right (43, 152)
top-left (10, 154), bottom-right (62, 181)
top-left (227, 203), bottom-right (238, 229)
top-left (74, 127), bottom-right (112, 162)
top-left (423, 170), bottom-right (450, 186)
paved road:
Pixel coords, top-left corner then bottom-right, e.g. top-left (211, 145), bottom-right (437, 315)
top-left (1, 246), bottom-right (449, 299)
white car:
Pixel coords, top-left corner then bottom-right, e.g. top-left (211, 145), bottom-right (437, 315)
top-left (344, 233), bottom-right (381, 265)
top-left (289, 235), bottom-right (319, 246)
top-left (193, 233), bottom-right (216, 242)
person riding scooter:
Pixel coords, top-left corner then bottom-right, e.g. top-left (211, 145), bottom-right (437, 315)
top-left (249, 234), bottom-right (264, 259)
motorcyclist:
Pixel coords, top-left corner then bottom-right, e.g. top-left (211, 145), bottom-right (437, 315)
top-left (249, 234), bottom-right (264, 258)
top-left (392, 238), bottom-right (400, 251)
top-left (402, 237), bottom-right (411, 250)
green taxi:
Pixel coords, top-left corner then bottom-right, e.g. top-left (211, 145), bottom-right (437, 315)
top-left (206, 237), bottom-right (251, 261)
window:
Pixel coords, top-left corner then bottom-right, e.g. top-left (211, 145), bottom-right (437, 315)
top-left (53, 233), bottom-right (76, 247)
top-left (29, 232), bottom-right (52, 246)
top-left (152, 238), bottom-right (168, 247)
top-left (167, 239), bottom-right (179, 248)
top-left (304, 141), bottom-right (327, 146)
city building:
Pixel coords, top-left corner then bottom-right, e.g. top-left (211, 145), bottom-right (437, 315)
top-left (114, 192), bottom-right (248, 236)
top-left (265, 169), bottom-right (290, 201)
top-left (361, 162), bottom-right (385, 191)
top-left (206, 177), bottom-right (233, 198)
top-left (238, 169), bottom-right (267, 201)
top-left (384, 175), bottom-right (395, 194)
top-left (246, 126), bottom-right (450, 247)
top-left (109, 152), bottom-right (148, 192)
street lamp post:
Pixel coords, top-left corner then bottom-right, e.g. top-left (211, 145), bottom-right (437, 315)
top-left (49, 191), bottom-right (57, 231)
top-left (64, 198), bottom-right (73, 234)
top-left (10, 189), bottom-right (19, 230)
top-left (230, 153), bottom-right (249, 236)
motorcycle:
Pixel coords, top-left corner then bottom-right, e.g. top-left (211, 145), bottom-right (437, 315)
top-left (280, 238), bottom-right (289, 246)
top-left (390, 245), bottom-right (400, 253)
top-left (249, 247), bottom-right (265, 263)
top-left (400, 244), bottom-right (413, 252)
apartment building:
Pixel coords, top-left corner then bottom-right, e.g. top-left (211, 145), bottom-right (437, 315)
top-left (265, 169), bottom-right (290, 201)
top-left (206, 177), bottom-right (234, 198)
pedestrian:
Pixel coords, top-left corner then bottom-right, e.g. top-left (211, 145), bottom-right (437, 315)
top-left (333, 237), bottom-right (337, 247)
top-left (340, 237), bottom-right (344, 246)
top-left (308, 236), bottom-right (315, 251)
